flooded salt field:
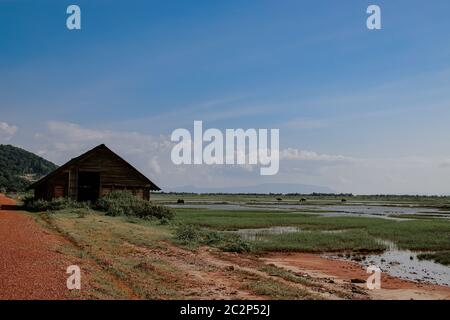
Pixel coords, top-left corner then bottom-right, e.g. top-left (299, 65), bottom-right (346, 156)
top-left (232, 226), bottom-right (450, 286)
top-left (252, 204), bottom-right (448, 218)
top-left (167, 203), bottom-right (286, 211)
top-left (168, 202), bottom-right (450, 219)
top-left (302, 205), bottom-right (448, 218)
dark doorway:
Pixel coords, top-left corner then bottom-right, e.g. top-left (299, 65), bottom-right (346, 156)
top-left (78, 172), bottom-right (100, 202)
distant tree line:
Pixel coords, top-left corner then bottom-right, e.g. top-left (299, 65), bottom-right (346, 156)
top-left (158, 191), bottom-right (450, 199)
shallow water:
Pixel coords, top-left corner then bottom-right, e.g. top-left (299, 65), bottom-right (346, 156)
top-left (168, 202), bottom-right (450, 220)
top-left (167, 203), bottom-right (286, 211)
top-left (233, 226), bottom-right (450, 287)
top-left (254, 204), bottom-right (447, 217)
top-left (330, 240), bottom-right (450, 287)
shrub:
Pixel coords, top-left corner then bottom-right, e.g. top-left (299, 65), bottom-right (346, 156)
top-left (174, 226), bottom-right (252, 253)
top-left (134, 203), bottom-right (174, 220)
top-left (23, 196), bottom-right (85, 212)
top-left (218, 233), bottom-right (253, 253)
top-left (159, 217), bottom-right (170, 225)
top-left (203, 230), bottom-right (225, 245)
top-left (95, 190), bottom-right (175, 221)
top-left (95, 190), bottom-right (135, 216)
top-left (175, 224), bottom-right (202, 243)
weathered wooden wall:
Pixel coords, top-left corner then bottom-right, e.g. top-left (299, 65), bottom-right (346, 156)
top-left (35, 148), bottom-right (152, 201)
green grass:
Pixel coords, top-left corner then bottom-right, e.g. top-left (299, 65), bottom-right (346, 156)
top-left (417, 251), bottom-right (450, 266)
top-left (173, 224), bottom-right (253, 252)
top-left (253, 229), bottom-right (385, 252)
top-left (174, 208), bottom-right (450, 252)
top-left (364, 220), bottom-right (450, 251)
top-left (174, 208), bottom-right (322, 229)
top-left (49, 210), bottom-right (172, 247)
top-left (36, 210), bottom-right (182, 299)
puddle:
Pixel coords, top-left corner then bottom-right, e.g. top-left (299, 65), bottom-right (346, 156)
top-left (330, 240), bottom-right (450, 287)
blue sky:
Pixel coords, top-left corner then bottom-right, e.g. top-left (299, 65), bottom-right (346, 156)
top-left (1, 0), bottom-right (450, 194)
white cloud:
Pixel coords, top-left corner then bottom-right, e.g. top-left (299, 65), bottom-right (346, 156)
top-left (0, 122), bottom-right (18, 142)
top-left (149, 156), bottom-right (162, 175)
top-left (438, 159), bottom-right (450, 168)
top-left (31, 121), bottom-right (257, 189)
top-left (26, 121), bottom-right (450, 194)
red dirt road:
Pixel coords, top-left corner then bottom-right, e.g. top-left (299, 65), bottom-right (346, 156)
top-left (0, 194), bottom-right (71, 299)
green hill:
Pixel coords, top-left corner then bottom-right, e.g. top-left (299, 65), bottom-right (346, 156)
top-left (0, 144), bottom-right (58, 192)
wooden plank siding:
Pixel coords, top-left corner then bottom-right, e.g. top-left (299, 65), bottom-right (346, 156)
top-left (78, 150), bottom-right (148, 186)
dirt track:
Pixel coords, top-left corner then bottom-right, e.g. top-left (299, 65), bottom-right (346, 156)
top-left (0, 194), bottom-right (71, 299)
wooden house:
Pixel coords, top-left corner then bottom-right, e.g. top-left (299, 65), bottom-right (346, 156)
top-left (28, 144), bottom-right (160, 201)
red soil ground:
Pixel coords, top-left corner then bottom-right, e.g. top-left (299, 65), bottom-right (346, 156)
top-left (0, 194), bottom-right (71, 299)
top-left (263, 252), bottom-right (450, 300)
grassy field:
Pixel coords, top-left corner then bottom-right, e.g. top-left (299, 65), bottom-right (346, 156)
top-left (34, 210), bottom-right (177, 299)
top-left (32, 209), bottom-right (324, 299)
top-left (26, 201), bottom-right (450, 267)
top-left (250, 230), bottom-right (385, 252)
top-left (173, 208), bottom-right (450, 253)
top-left (18, 194), bottom-right (448, 300)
